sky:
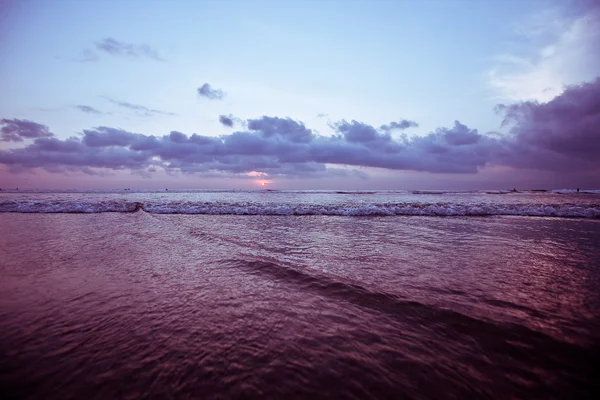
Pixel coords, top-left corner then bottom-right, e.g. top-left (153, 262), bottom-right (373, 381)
top-left (0, 0), bottom-right (599, 190)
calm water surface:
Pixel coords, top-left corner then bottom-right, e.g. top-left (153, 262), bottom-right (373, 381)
top-left (1, 210), bottom-right (599, 399)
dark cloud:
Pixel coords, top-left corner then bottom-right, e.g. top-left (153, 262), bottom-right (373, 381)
top-left (0, 116), bottom-right (491, 176)
top-left (436, 121), bottom-right (481, 146)
top-left (101, 96), bottom-right (176, 117)
top-left (494, 77), bottom-right (600, 171)
top-left (1, 119), bottom-right (54, 142)
top-left (334, 120), bottom-right (388, 143)
top-left (308, 120), bottom-right (492, 173)
top-left (82, 127), bottom-right (138, 147)
top-left (380, 119), bottom-right (419, 131)
top-left (197, 83), bottom-right (225, 100)
top-left (94, 38), bottom-right (164, 61)
top-left (1, 77), bottom-right (599, 178)
top-left (219, 115), bottom-right (234, 127)
top-left (248, 116), bottom-right (313, 143)
top-left (73, 105), bottom-right (106, 115)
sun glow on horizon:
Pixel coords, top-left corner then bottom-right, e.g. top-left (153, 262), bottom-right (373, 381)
top-left (256, 179), bottom-right (272, 187)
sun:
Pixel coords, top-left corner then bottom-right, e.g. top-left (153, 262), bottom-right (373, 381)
top-left (255, 178), bottom-right (272, 188)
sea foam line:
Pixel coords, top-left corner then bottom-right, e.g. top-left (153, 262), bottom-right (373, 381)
top-left (0, 200), bottom-right (599, 218)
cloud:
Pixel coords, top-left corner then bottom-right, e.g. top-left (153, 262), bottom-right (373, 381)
top-left (219, 115), bottom-right (234, 127)
top-left (489, 5), bottom-right (600, 101)
top-left (316, 120), bottom-right (492, 173)
top-left (100, 96), bottom-right (176, 117)
top-left (435, 121), bottom-right (480, 146)
top-left (73, 105), bottom-right (107, 115)
top-left (1, 119), bottom-right (54, 142)
top-left (1, 77), bottom-right (599, 178)
top-left (197, 83), bottom-right (225, 100)
top-left (81, 127), bottom-right (138, 147)
top-left (379, 120), bottom-right (419, 131)
top-left (248, 116), bottom-right (313, 143)
top-left (94, 37), bottom-right (164, 61)
top-left (334, 120), bottom-right (384, 143)
top-left (494, 76), bottom-right (600, 171)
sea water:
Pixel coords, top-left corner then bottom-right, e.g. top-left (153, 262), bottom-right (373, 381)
top-left (1, 190), bottom-right (599, 399)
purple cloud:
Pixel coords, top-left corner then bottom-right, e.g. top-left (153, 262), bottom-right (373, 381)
top-left (197, 83), bottom-right (225, 100)
top-left (495, 77), bottom-right (600, 171)
top-left (219, 115), bottom-right (234, 127)
top-left (82, 127), bottom-right (138, 147)
top-left (94, 38), bottom-right (164, 61)
top-left (101, 96), bottom-right (176, 117)
top-left (334, 120), bottom-right (390, 143)
top-left (73, 105), bottom-right (107, 115)
top-left (248, 116), bottom-right (313, 143)
top-left (436, 121), bottom-right (481, 146)
top-left (1, 77), bottom-right (599, 178)
top-left (0, 117), bottom-right (491, 176)
top-left (1, 119), bottom-right (54, 142)
top-left (380, 119), bottom-right (419, 131)
top-left (310, 120), bottom-right (492, 173)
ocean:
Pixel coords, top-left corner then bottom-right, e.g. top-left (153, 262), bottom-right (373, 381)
top-left (1, 189), bottom-right (599, 399)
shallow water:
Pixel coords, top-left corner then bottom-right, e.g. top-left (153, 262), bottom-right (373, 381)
top-left (1, 207), bottom-right (600, 398)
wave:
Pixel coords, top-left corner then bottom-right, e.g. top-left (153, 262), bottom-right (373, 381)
top-left (0, 200), bottom-right (143, 213)
top-left (553, 189), bottom-right (600, 194)
top-left (234, 260), bottom-right (592, 356)
top-left (411, 190), bottom-right (473, 194)
top-left (1, 200), bottom-right (599, 217)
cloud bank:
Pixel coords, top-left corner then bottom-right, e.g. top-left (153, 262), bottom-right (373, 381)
top-left (1, 78), bottom-right (599, 178)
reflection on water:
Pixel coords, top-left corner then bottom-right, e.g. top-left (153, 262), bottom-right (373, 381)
top-left (1, 214), bottom-right (599, 399)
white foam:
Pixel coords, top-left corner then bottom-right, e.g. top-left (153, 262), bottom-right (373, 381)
top-left (0, 200), bottom-right (140, 213)
top-left (2, 200), bottom-right (598, 218)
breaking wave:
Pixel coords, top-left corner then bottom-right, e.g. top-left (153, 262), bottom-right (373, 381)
top-left (553, 189), bottom-right (600, 194)
top-left (1, 199), bottom-right (599, 218)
